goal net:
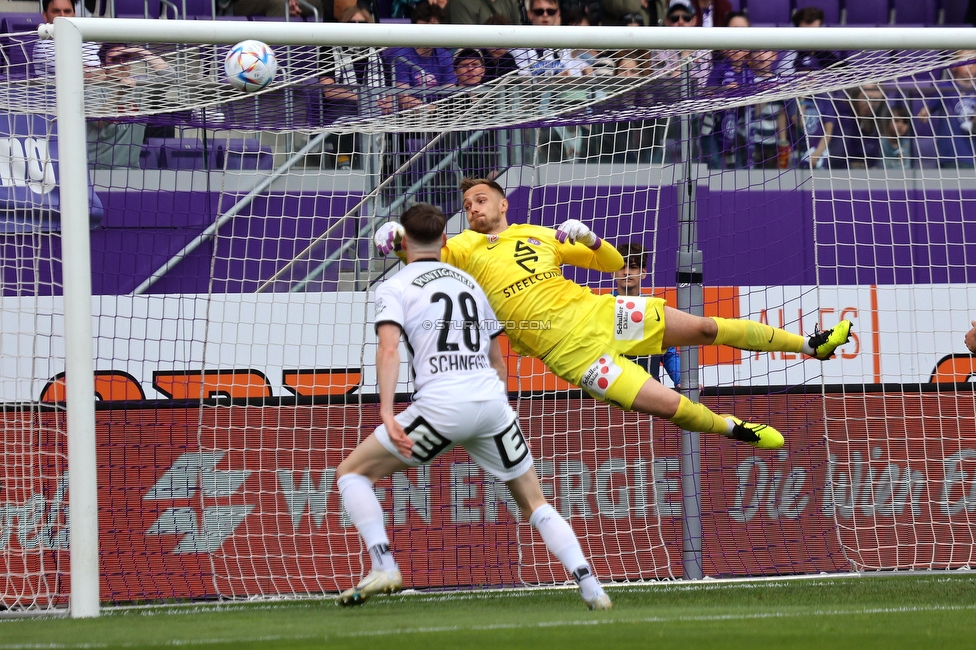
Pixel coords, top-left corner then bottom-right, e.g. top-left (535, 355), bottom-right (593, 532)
top-left (2, 20), bottom-right (976, 613)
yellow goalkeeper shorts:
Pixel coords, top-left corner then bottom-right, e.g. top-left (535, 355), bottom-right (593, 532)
top-left (542, 294), bottom-right (668, 409)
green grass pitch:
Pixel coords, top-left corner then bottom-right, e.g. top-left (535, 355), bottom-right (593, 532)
top-left (2, 574), bottom-right (974, 649)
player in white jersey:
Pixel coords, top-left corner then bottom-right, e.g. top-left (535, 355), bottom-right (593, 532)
top-left (335, 204), bottom-right (611, 611)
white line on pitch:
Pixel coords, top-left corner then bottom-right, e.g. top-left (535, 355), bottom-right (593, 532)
top-left (1, 603), bottom-right (974, 649)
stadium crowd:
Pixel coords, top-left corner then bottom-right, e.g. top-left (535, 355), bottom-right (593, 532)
top-left (33, 0), bottom-right (976, 171)
top-left (313, 0), bottom-right (976, 171)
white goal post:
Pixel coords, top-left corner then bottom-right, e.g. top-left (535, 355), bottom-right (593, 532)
top-left (30, 18), bottom-right (976, 618)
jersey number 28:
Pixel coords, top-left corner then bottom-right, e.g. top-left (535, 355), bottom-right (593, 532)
top-left (431, 291), bottom-right (481, 352)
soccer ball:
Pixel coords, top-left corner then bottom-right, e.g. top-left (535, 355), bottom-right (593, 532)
top-left (224, 40), bottom-right (277, 92)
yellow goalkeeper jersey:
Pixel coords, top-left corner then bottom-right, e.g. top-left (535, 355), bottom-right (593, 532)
top-left (442, 224), bottom-right (624, 358)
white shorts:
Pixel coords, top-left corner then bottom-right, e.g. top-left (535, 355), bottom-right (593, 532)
top-left (373, 398), bottom-right (534, 482)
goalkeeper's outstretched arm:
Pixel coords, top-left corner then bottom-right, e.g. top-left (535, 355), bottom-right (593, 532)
top-left (555, 219), bottom-right (624, 272)
top-left (374, 222), bottom-right (409, 264)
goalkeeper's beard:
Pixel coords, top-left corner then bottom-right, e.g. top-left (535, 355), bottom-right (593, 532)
top-left (466, 210), bottom-right (506, 235)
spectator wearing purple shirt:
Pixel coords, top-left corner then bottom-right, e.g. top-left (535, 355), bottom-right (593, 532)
top-left (384, 4), bottom-right (456, 110)
top-left (701, 11), bottom-right (752, 168)
top-left (929, 54), bottom-right (976, 168)
top-left (836, 85), bottom-right (884, 169)
top-left (788, 95), bottom-right (837, 169)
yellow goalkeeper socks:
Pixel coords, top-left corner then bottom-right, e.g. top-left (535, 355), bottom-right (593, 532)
top-left (710, 317), bottom-right (805, 353)
top-left (672, 395), bottom-right (732, 435)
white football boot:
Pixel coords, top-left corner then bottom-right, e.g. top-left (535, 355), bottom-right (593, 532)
top-left (336, 568), bottom-right (403, 606)
top-left (583, 587), bottom-right (613, 611)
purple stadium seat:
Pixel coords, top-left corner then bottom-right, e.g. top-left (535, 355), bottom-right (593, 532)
top-left (174, 0), bottom-right (215, 18)
top-left (0, 15), bottom-right (41, 75)
top-left (144, 137), bottom-right (217, 170)
top-left (140, 141), bottom-right (164, 169)
top-left (792, 0), bottom-right (840, 24)
top-left (169, 138), bottom-right (216, 170)
top-left (892, 0), bottom-right (936, 24)
top-left (0, 33), bottom-right (33, 75)
top-left (743, 0), bottom-right (792, 24)
top-left (217, 139), bottom-right (274, 170)
top-left (0, 14), bottom-right (44, 33)
top-left (112, 0), bottom-right (162, 19)
top-left (845, 0), bottom-right (892, 24)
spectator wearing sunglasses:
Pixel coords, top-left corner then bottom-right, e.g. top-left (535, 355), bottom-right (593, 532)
top-left (528, 0), bottom-right (559, 24)
top-left (514, 0), bottom-right (583, 77)
top-left (664, 0), bottom-right (695, 25)
top-left (649, 1), bottom-right (710, 84)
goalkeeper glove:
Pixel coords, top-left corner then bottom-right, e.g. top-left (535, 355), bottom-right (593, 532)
top-left (555, 219), bottom-right (601, 249)
top-left (374, 222), bottom-right (404, 256)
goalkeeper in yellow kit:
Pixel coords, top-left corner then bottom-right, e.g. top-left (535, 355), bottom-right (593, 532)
top-left (374, 178), bottom-right (852, 449)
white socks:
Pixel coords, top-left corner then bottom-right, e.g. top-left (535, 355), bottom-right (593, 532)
top-left (339, 474), bottom-right (600, 593)
top-left (337, 473), bottom-right (397, 572)
top-left (529, 504), bottom-right (601, 600)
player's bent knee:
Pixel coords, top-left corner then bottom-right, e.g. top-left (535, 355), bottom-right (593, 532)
top-left (700, 315), bottom-right (719, 343)
top-left (335, 456), bottom-right (358, 479)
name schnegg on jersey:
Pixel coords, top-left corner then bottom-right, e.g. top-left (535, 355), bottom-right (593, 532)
top-left (428, 353), bottom-right (492, 375)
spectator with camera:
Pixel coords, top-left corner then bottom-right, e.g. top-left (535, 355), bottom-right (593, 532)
top-left (87, 43), bottom-right (177, 169)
